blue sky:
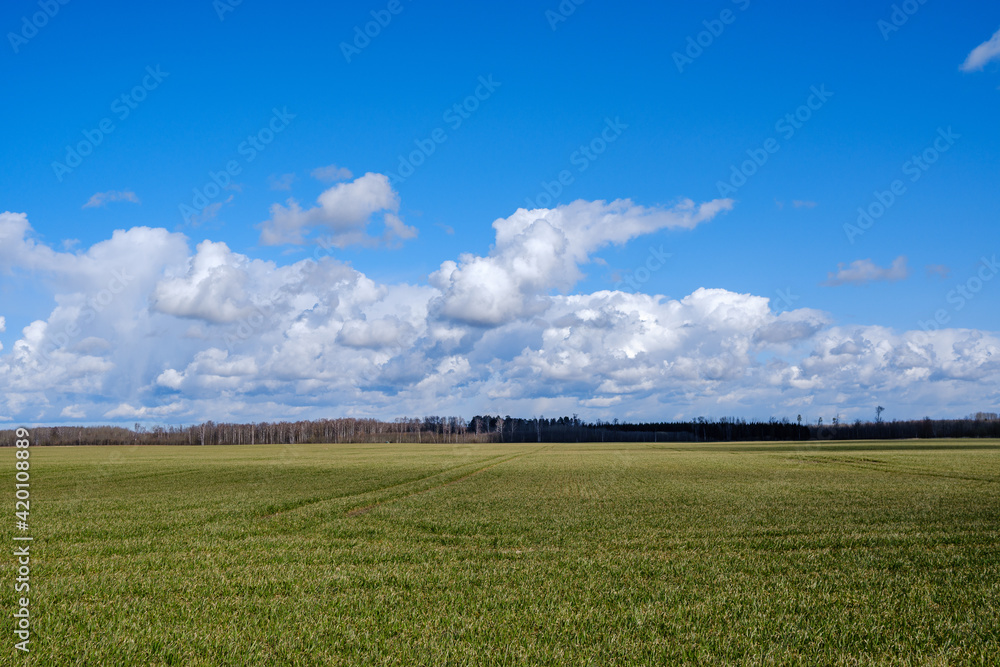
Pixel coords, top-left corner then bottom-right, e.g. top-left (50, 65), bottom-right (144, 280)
top-left (1, 0), bottom-right (999, 425)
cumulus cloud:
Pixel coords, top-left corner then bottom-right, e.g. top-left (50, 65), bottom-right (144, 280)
top-left (429, 197), bottom-right (733, 326)
top-left (83, 190), bottom-right (140, 209)
top-left (60, 405), bottom-right (86, 419)
top-left (258, 172), bottom-right (416, 247)
top-left (1, 211), bottom-right (60, 272)
top-left (336, 316), bottom-right (415, 349)
top-left (960, 27), bottom-right (1000, 72)
top-left (823, 256), bottom-right (909, 286)
top-left (1, 204), bottom-right (998, 425)
top-left (0, 212), bottom-right (189, 297)
top-left (754, 308), bottom-right (831, 344)
top-left (311, 164), bottom-right (353, 183)
top-left (268, 173), bottom-right (297, 191)
top-left (151, 241), bottom-right (257, 324)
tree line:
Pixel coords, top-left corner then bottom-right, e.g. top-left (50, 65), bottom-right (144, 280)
top-left (1, 413), bottom-right (998, 447)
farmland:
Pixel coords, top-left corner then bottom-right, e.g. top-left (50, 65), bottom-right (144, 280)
top-left (3, 440), bottom-right (999, 665)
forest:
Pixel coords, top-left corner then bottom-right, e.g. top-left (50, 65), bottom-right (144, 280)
top-left (2, 413), bottom-right (999, 446)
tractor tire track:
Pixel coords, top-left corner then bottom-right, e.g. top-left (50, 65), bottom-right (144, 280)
top-left (346, 447), bottom-right (548, 517)
top-left (260, 452), bottom-right (514, 519)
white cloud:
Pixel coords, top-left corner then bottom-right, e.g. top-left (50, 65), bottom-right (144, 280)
top-left (823, 256), bottom-right (909, 286)
top-left (754, 308), bottom-right (831, 345)
top-left (258, 172), bottom-right (416, 247)
top-left (180, 196), bottom-right (236, 227)
top-left (337, 316), bottom-right (415, 349)
top-left (104, 403), bottom-right (153, 420)
top-left (0, 204), bottom-right (998, 425)
top-left (60, 405), bottom-right (86, 419)
top-left (82, 190), bottom-right (140, 209)
top-left (155, 368), bottom-right (184, 390)
top-left (383, 213), bottom-right (418, 243)
top-left (1, 211), bottom-right (60, 272)
top-left (926, 264), bottom-right (951, 279)
top-left (268, 173), bottom-right (297, 191)
top-left (960, 27), bottom-right (1000, 72)
top-left (429, 197), bottom-right (733, 326)
top-left (151, 241), bottom-right (256, 324)
top-left (311, 164), bottom-right (353, 183)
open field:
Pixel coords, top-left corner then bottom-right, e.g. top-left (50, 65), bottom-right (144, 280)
top-left (3, 440), bottom-right (999, 665)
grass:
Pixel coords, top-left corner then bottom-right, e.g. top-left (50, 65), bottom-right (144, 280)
top-left (2, 439), bottom-right (999, 665)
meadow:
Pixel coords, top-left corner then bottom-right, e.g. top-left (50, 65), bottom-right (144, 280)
top-left (2, 439), bottom-right (998, 665)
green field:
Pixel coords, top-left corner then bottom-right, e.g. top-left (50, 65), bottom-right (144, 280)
top-left (3, 440), bottom-right (999, 665)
